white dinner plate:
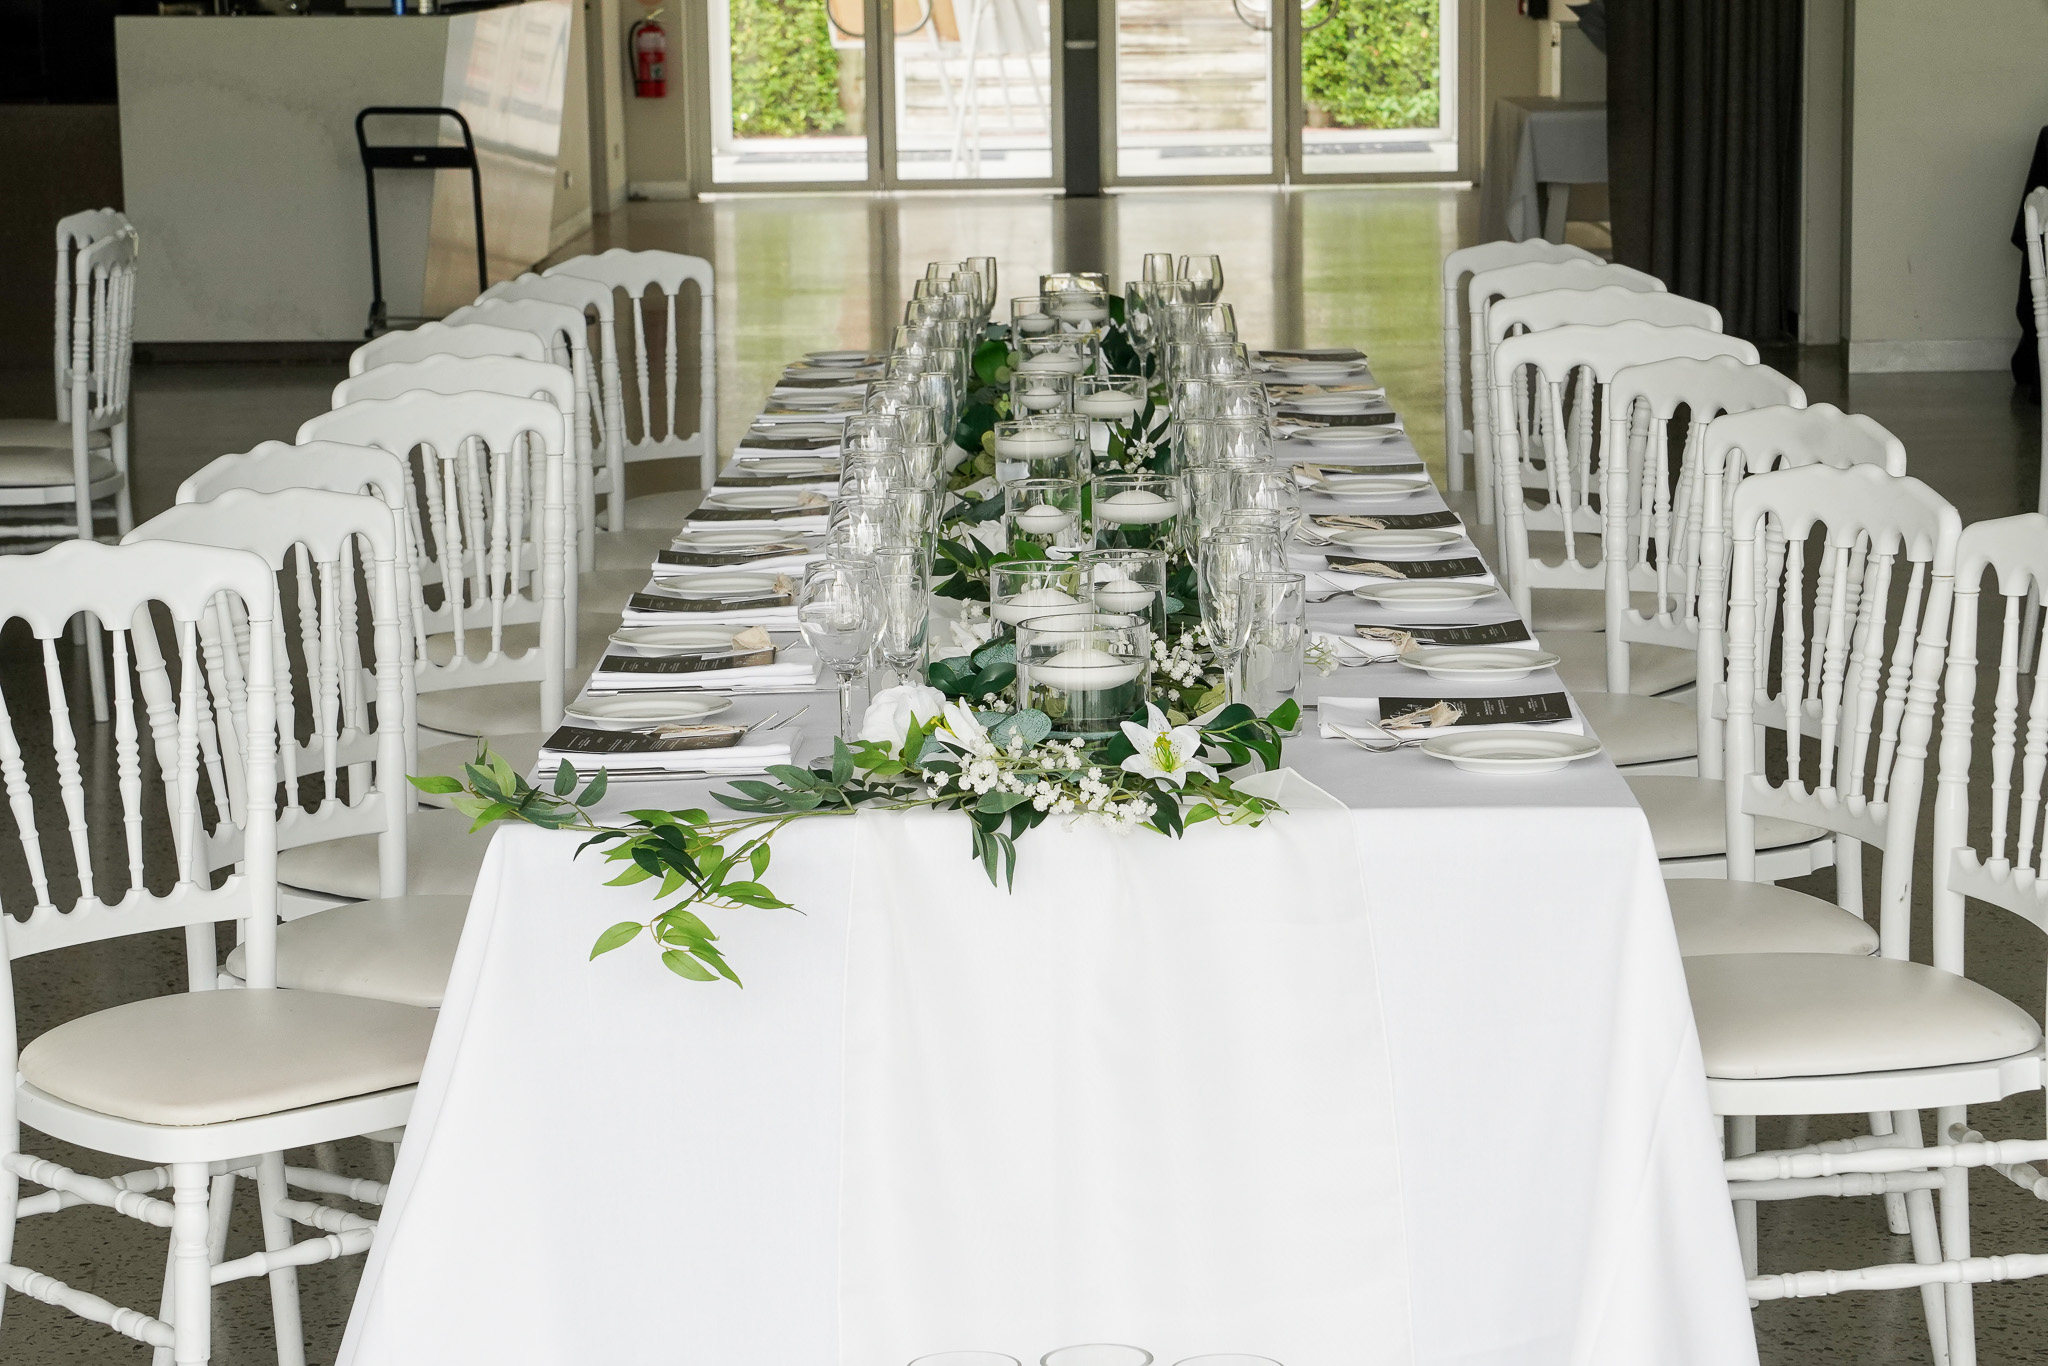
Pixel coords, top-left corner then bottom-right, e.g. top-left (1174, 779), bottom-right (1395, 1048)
top-left (1421, 729), bottom-right (1603, 774)
top-left (1295, 426), bottom-right (1406, 449)
top-left (1284, 393), bottom-right (1386, 414)
top-left (609, 625), bottom-right (750, 652)
top-left (1272, 361), bottom-right (1373, 384)
top-left (805, 349), bottom-right (874, 365)
top-left (670, 529), bottom-right (810, 553)
top-left (1352, 581), bottom-right (1498, 611)
top-left (1396, 645), bottom-right (1562, 682)
top-left (702, 489), bottom-right (815, 512)
top-left (645, 571), bottom-right (786, 598)
top-left (1326, 527), bottom-right (1465, 552)
top-left (769, 391), bottom-right (860, 410)
top-left (745, 422), bottom-right (841, 443)
top-left (730, 455), bottom-right (837, 479)
top-left (1320, 474), bottom-right (1432, 501)
top-left (782, 367), bottom-right (861, 381)
top-left (564, 693), bottom-right (735, 726)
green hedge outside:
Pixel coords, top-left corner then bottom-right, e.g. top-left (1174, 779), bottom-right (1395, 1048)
top-left (1302, 0), bottom-right (1441, 131)
top-left (730, 0), bottom-right (846, 138)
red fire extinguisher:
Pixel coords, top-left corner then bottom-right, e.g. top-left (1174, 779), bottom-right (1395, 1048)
top-left (630, 14), bottom-right (666, 98)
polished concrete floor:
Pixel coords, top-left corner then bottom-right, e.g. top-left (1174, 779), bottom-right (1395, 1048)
top-left (0, 188), bottom-right (2044, 1363)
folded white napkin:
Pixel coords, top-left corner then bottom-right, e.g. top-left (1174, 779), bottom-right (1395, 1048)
top-left (537, 739), bottom-right (796, 776)
top-left (1317, 694), bottom-right (1583, 741)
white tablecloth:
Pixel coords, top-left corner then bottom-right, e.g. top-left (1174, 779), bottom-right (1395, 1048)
top-left (1481, 97), bottom-right (1608, 243)
top-left (339, 376), bottom-right (1757, 1366)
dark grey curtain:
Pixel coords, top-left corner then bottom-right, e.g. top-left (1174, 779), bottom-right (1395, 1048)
top-left (1607, 0), bottom-right (1804, 344)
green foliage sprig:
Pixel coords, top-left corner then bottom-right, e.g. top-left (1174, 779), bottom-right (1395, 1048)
top-left (1301, 0), bottom-right (1441, 131)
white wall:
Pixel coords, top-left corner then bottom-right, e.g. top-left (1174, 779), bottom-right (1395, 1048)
top-left (1846, 0), bottom-right (2048, 372)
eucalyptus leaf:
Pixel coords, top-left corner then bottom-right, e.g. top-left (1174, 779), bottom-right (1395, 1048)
top-left (987, 708), bottom-right (1051, 750)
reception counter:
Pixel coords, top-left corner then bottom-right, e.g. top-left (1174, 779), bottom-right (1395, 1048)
top-left (116, 1), bottom-right (573, 344)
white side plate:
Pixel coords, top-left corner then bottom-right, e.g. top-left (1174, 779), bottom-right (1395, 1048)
top-left (703, 489), bottom-right (812, 512)
top-left (1320, 474), bottom-right (1432, 501)
top-left (1396, 646), bottom-right (1562, 681)
top-left (609, 625), bottom-right (747, 652)
top-left (644, 572), bottom-right (785, 597)
top-left (1326, 527), bottom-right (1464, 552)
top-left (565, 693), bottom-right (736, 725)
top-left (1421, 730), bottom-right (1602, 774)
top-left (1353, 581), bottom-right (1498, 611)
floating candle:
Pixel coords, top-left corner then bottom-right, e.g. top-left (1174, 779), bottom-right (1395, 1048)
top-left (1016, 315), bottom-right (1059, 336)
top-left (1014, 503), bottom-right (1077, 537)
top-left (1015, 353), bottom-right (1089, 376)
top-left (1015, 386), bottom-right (1068, 412)
top-left (993, 429), bottom-right (1077, 460)
top-left (1051, 297), bottom-right (1110, 324)
top-left (1075, 391), bottom-right (1143, 421)
top-left (1028, 645), bottom-right (1145, 691)
top-left (1091, 576), bottom-right (1155, 612)
top-left (1095, 489), bottom-right (1179, 526)
top-left (992, 586), bottom-right (1087, 625)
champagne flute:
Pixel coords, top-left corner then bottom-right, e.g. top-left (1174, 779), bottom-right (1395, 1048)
top-left (1198, 531), bottom-right (1261, 705)
top-left (873, 547), bottom-right (930, 690)
top-left (798, 558), bottom-right (881, 742)
top-left (1178, 254), bottom-right (1225, 304)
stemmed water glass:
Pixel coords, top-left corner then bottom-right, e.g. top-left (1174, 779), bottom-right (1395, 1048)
top-left (1043, 1346), bottom-right (1154, 1366)
top-left (1243, 571), bottom-right (1307, 722)
top-left (798, 558), bottom-right (881, 741)
top-left (1124, 280), bottom-right (1160, 381)
top-left (1142, 252), bottom-right (1177, 283)
top-left (1178, 254), bottom-right (1225, 303)
top-left (1231, 464), bottom-right (1303, 537)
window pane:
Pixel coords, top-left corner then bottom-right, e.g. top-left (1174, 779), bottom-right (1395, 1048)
top-left (893, 0), bottom-right (1055, 181)
top-left (1296, 0), bottom-right (1456, 176)
top-left (1114, 0), bottom-right (1273, 179)
top-left (710, 0), bottom-right (870, 184)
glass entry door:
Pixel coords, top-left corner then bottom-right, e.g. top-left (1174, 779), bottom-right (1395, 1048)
top-left (1107, 0), bottom-right (1457, 184)
top-left (701, 0), bottom-right (1060, 190)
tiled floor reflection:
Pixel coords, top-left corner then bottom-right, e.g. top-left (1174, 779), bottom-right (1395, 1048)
top-left (0, 188), bottom-right (2042, 1363)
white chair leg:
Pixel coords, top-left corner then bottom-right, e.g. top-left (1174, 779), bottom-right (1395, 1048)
top-left (1938, 1105), bottom-right (1978, 1366)
top-left (113, 421), bottom-right (135, 535)
top-left (1730, 1114), bottom-right (1758, 1278)
top-left (1869, 1109), bottom-right (1913, 1234)
top-left (204, 1170), bottom-right (235, 1265)
top-left (169, 1162), bottom-right (212, 1366)
top-left (74, 612), bottom-right (108, 725)
top-left (1898, 1111), bottom-right (1952, 1366)
top-left (256, 1152), bottom-right (307, 1366)
top-left (152, 1238), bottom-right (176, 1366)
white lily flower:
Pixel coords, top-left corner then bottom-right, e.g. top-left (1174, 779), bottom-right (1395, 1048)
top-left (938, 699), bottom-right (998, 758)
top-left (1118, 703), bottom-right (1218, 789)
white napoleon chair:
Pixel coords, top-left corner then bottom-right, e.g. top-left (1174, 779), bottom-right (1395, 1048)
top-left (545, 248), bottom-right (719, 514)
top-left (1631, 402), bottom-right (1909, 883)
top-left (349, 320), bottom-right (546, 375)
top-left (330, 354), bottom-right (588, 643)
top-left (296, 391), bottom-right (570, 747)
top-left (442, 297), bottom-right (601, 574)
top-left (0, 538), bottom-right (435, 1366)
top-left (1487, 321), bottom-right (1758, 700)
top-left (129, 487), bottom-right (472, 1006)
top-left (2016, 187), bottom-right (2048, 663)
top-left (1682, 469), bottom-right (2048, 1366)
top-left (1439, 239), bottom-right (1597, 500)
top-left (1464, 257), bottom-right (1663, 526)
top-left (1576, 356), bottom-right (1807, 773)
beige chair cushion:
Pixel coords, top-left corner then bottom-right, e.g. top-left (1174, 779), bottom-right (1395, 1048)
top-left (0, 449), bottom-right (118, 489)
top-left (19, 989), bottom-right (435, 1126)
top-left (1547, 629), bottom-right (1696, 696)
top-left (1686, 953), bottom-right (2042, 1080)
top-left (1625, 775), bottom-right (1828, 860)
top-left (225, 895), bottom-right (468, 1009)
top-left (277, 808), bottom-right (490, 900)
top-left (1667, 880), bottom-right (1880, 957)
top-left (0, 419), bottom-right (111, 451)
top-left (1530, 586), bottom-right (1663, 634)
top-left (1574, 693), bottom-right (1698, 766)
top-left (416, 624), bottom-right (607, 737)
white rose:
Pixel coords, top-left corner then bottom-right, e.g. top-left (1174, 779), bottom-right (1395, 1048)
top-left (858, 684), bottom-right (949, 754)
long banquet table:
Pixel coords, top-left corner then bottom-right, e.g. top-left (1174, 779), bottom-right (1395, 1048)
top-left (337, 351), bottom-right (1758, 1366)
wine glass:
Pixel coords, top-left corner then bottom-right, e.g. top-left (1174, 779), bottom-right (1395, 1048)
top-left (873, 547), bottom-right (930, 690)
top-left (1141, 251), bottom-right (1177, 283)
top-left (1231, 465), bottom-right (1303, 537)
top-left (1043, 1347), bottom-right (1154, 1366)
top-left (1124, 280), bottom-right (1160, 380)
top-left (909, 1355), bottom-right (1021, 1366)
top-left (965, 256), bottom-right (999, 319)
top-left (1178, 254), bottom-right (1225, 304)
top-left (798, 558), bottom-right (881, 742)
top-left (1243, 571), bottom-right (1307, 721)
top-left (1198, 531), bottom-right (1262, 705)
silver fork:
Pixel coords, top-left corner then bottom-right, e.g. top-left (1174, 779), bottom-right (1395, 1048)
top-left (1329, 719), bottom-right (1428, 753)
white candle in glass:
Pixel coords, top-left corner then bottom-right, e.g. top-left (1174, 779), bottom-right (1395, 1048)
top-left (993, 428), bottom-right (1077, 460)
top-left (1051, 292), bottom-right (1110, 324)
top-left (992, 587), bottom-right (1086, 625)
top-left (1095, 489), bottom-right (1179, 525)
top-left (1015, 384), bottom-right (1068, 412)
top-left (1016, 314), bottom-right (1058, 336)
top-left (1015, 353), bottom-right (1088, 376)
top-left (1074, 391), bottom-right (1143, 421)
top-left (1014, 503), bottom-right (1076, 537)
top-left (1092, 576), bottom-right (1155, 612)
top-left (1030, 645), bottom-right (1144, 690)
